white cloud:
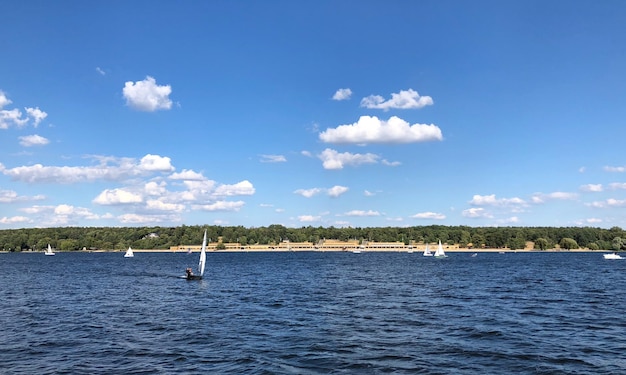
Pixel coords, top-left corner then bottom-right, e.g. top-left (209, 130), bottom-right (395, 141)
top-left (93, 188), bottom-right (143, 205)
top-left (0, 91), bottom-right (11, 108)
top-left (364, 190), bottom-right (375, 196)
top-left (586, 218), bottom-right (603, 224)
top-left (462, 207), bottom-right (493, 218)
top-left (118, 213), bottom-right (176, 224)
top-left (169, 169), bottom-right (205, 180)
top-left (122, 76), bottom-right (173, 111)
top-left (360, 89), bottom-right (433, 111)
top-left (327, 185), bottom-right (349, 197)
top-left (344, 210), bottom-right (380, 217)
top-left (332, 88), bottom-right (352, 101)
top-left (193, 200), bottom-right (245, 211)
top-left (411, 212), bottom-right (446, 220)
top-left (319, 116), bottom-right (442, 144)
top-left (318, 148), bottom-right (379, 170)
top-left (25, 107), bottom-right (47, 126)
top-left (96, 67), bottom-right (106, 75)
top-left (139, 154), bottom-right (174, 172)
top-left (381, 159), bottom-right (401, 167)
top-left (531, 192), bottom-right (577, 204)
top-left (260, 154), bottom-right (287, 163)
top-left (294, 188), bottom-right (323, 198)
top-left (213, 180), bottom-right (255, 196)
top-left (1, 154), bottom-right (174, 183)
top-left (0, 216), bottom-right (31, 225)
top-left (0, 108), bottom-right (28, 129)
top-left (301, 150), bottom-right (313, 158)
top-left (144, 181), bottom-right (167, 196)
top-left (604, 166), bottom-right (626, 172)
top-left (608, 183), bottom-right (626, 190)
top-left (145, 199), bottom-right (185, 212)
top-left (18, 134), bottom-right (49, 147)
top-left (580, 184), bottom-right (603, 192)
top-left (298, 215), bottom-right (321, 222)
top-left (0, 189), bottom-right (44, 203)
top-left (587, 199), bottom-right (626, 208)
top-left (469, 194), bottom-right (526, 206)
top-left (295, 185), bottom-right (348, 198)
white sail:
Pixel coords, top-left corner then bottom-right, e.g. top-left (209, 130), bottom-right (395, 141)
top-left (199, 230), bottom-right (207, 276)
top-left (423, 243), bottom-right (433, 257)
top-left (124, 246), bottom-right (134, 258)
top-left (45, 244), bottom-right (55, 256)
top-left (434, 240), bottom-right (447, 258)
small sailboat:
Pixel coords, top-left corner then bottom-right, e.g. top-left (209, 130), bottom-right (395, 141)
top-left (434, 240), bottom-right (447, 258)
top-left (185, 230), bottom-right (207, 280)
top-left (124, 246), bottom-right (134, 258)
top-left (423, 243), bottom-right (433, 257)
top-left (44, 244), bottom-right (55, 256)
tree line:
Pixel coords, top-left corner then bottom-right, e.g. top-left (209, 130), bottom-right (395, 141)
top-left (1, 224), bottom-right (625, 252)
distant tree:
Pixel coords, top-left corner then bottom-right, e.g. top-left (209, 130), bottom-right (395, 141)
top-left (559, 237), bottom-right (579, 250)
top-left (612, 237), bottom-right (624, 251)
top-left (534, 238), bottom-right (550, 250)
top-left (587, 242), bottom-right (599, 250)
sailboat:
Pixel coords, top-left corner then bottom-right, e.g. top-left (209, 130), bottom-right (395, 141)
top-left (423, 242), bottom-right (433, 257)
top-left (44, 244), bottom-right (55, 256)
top-left (124, 246), bottom-right (134, 258)
top-left (186, 230), bottom-right (207, 280)
top-left (434, 240), bottom-right (447, 258)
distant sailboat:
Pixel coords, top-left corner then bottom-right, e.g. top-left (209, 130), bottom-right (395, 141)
top-left (434, 240), bottom-right (447, 258)
top-left (124, 246), bottom-right (134, 258)
top-left (423, 243), bottom-right (433, 257)
top-left (44, 244), bottom-right (55, 256)
top-left (185, 230), bottom-right (207, 280)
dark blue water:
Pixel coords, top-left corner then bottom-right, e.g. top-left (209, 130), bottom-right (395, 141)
top-left (1, 251), bottom-right (625, 374)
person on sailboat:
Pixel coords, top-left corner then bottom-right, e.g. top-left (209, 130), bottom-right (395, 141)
top-left (185, 267), bottom-right (194, 279)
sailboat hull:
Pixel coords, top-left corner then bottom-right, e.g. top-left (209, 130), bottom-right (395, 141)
top-left (186, 275), bottom-right (203, 280)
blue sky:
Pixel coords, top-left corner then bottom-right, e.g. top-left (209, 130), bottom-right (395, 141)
top-left (2, 0), bottom-right (626, 229)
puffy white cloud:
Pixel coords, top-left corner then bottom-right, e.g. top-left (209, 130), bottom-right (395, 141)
top-left (118, 213), bottom-right (176, 224)
top-left (318, 148), bottom-right (379, 170)
top-left (344, 210), bottom-right (380, 217)
top-left (411, 212), bottom-right (446, 220)
top-left (0, 216), bottom-right (31, 224)
top-left (18, 134), bottom-right (49, 147)
top-left (332, 88), bottom-right (352, 101)
top-left (2, 154), bottom-right (173, 183)
top-left (604, 165), bottom-right (626, 172)
top-left (360, 89), bottom-right (433, 111)
top-left (122, 76), bottom-right (173, 111)
top-left (144, 181), bottom-right (167, 196)
top-left (0, 91), bottom-right (11, 108)
top-left (93, 188), bottom-right (143, 205)
top-left (0, 108), bottom-right (28, 129)
top-left (213, 180), bottom-right (255, 196)
top-left (294, 188), bottom-right (323, 198)
top-left (319, 116), bottom-right (442, 144)
top-left (25, 107), bottom-right (47, 126)
top-left (295, 186), bottom-right (348, 198)
top-left (327, 185), bottom-right (348, 197)
top-left (139, 154), bottom-right (174, 172)
top-left (260, 154), bottom-right (287, 163)
top-left (169, 169), bottom-right (204, 180)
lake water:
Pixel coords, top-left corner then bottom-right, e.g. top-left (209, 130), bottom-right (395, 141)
top-left (1, 251), bottom-right (625, 374)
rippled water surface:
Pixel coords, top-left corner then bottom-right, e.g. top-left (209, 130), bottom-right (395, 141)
top-left (1, 251), bottom-right (625, 374)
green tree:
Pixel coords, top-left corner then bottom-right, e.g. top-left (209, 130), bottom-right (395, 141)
top-left (559, 237), bottom-right (578, 250)
top-left (534, 238), bottom-right (550, 250)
